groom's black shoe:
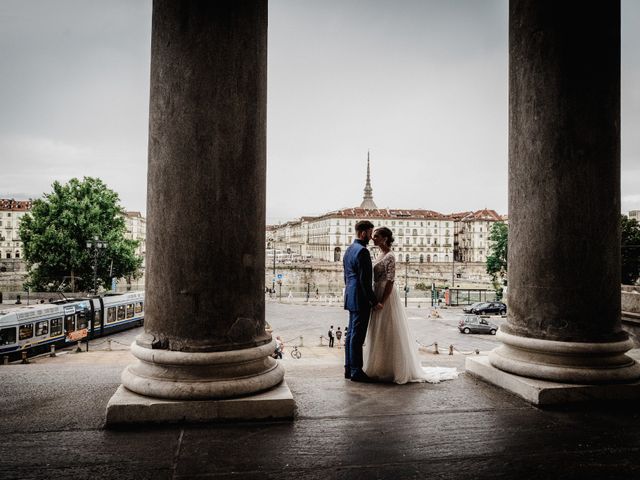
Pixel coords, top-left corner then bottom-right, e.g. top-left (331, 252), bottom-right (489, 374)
top-left (350, 371), bottom-right (375, 383)
top-left (344, 368), bottom-right (351, 379)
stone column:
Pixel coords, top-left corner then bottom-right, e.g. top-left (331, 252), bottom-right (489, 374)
top-left (487, 0), bottom-right (640, 385)
top-left (119, 0), bottom-right (284, 401)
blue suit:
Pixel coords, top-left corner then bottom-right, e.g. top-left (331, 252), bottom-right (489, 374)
top-left (343, 239), bottom-right (378, 377)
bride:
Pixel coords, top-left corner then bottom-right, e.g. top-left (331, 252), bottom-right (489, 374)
top-left (363, 227), bottom-right (458, 384)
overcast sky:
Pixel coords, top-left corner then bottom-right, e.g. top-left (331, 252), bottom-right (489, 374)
top-left (0, 0), bottom-right (639, 224)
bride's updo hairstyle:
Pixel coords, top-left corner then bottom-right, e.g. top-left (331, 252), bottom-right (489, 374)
top-left (375, 227), bottom-right (394, 247)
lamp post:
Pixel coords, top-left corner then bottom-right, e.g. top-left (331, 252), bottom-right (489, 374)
top-left (267, 237), bottom-right (275, 297)
top-left (86, 236), bottom-right (107, 295)
top-left (404, 256), bottom-right (409, 308)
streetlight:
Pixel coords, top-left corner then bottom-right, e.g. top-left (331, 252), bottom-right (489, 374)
top-left (404, 255), bottom-right (409, 308)
top-left (267, 238), bottom-right (277, 297)
top-left (86, 236), bottom-right (107, 295)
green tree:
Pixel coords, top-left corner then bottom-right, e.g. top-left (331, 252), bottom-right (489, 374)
top-left (621, 215), bottom-right (640, 285)
top-left (19, 177), bottom-right (143, 292)
top-left (486, 221), bottom-right (508, 297)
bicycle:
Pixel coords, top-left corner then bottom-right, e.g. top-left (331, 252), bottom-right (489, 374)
top-left (290, 345), bottom-right (302, 359)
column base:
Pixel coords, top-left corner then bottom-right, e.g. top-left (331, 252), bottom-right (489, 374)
top-left (466, 356), bottom-right (640, 405)
top-left (122, 339), bottom-right (285, 400)
top-left (489, 330), bottom-right (640, 384)
top-left (105, 381), bottom-right (294, 426)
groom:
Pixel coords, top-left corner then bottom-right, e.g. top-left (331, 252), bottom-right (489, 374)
top-left (343, 220), bottom-right (383, 382)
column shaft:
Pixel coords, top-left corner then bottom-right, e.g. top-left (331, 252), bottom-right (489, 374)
top-left (142, 0), bottom-right (269, 352)
top-left (507, 0), bottom-right (621, 343)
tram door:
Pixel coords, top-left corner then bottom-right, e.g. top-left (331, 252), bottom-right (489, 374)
top-left (64, 312), bottom-right (76, 335)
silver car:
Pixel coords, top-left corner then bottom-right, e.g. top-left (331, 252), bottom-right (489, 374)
top-left (458, 315), bottom-right (498, 335)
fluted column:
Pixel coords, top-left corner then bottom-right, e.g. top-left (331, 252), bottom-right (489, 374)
top-left (121, 0), bottom-right (284, 399)
top-left (488, 0), bottom-right (640, 384)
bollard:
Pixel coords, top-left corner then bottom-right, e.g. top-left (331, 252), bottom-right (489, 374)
top-left (21, 350), bottom-right (29, 364)
top-left (299, 336), bottom-right (304, 348)
top-left (3, 355), bottom-right (8, 365)
top-left (50, 345), bottom-right (56, 357)
top-left (319, 335), bottom-right (324, 346)
top-left (449, 344), bottom-right (454, 356)
top-left (434, 342), bottom-right (439, 355)
top-left (107, 339), bottom-right (112, 351)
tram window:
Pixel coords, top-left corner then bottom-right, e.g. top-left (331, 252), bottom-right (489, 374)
top-left (65, 315), bottom-right (76, 333)
top-left (50, 318), bottom-right (62, 336)
top-left (77, 311), bottom-right (88, 330)
top-left (93, 310), bottom-right (102, 328)
top-left (19, 324), bottom-right (34, 340)
top-left (126, 304), bottom-right (134, 318)
top-left (107, 307), bottom-right (116, 323)
top-left (135, 302), bottom-right (143, 314)
top-left (35, 321), bottom-right (48, 336)
top-left (0, 327), bottom-right (16, 345)
top-left (117, 305), bottom-right (126, 321)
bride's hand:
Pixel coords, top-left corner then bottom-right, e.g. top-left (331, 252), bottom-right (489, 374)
top-left (374, 302), bottom-right (384, 311)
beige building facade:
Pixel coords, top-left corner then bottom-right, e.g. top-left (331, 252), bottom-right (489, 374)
top-left (0, 199), bottom-right (32, 261)
top-left (124, 211), bottom-right (147, 264)
top-left (454, 209), bottom-right (506, 263)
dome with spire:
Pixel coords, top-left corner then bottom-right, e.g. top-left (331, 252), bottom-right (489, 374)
top-left (360, 151), bottom-right (378, 209)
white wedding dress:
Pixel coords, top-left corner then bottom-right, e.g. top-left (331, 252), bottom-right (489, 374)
top-left (364, 252), bottom-right (458, 384)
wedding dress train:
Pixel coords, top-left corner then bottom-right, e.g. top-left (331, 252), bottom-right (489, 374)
top-left (363, 252), bottom-right (458, 384)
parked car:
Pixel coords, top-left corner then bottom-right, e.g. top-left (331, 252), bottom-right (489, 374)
top-left (465, 302), bottom-right (507, 316)
top-left (463, 302), bottom-right (486, 314)
top-left (458, 315), bottom-right (498, 335)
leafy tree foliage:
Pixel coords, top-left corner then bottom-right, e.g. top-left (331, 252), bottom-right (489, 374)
top-left (19, 177), bottom-right (143, 292)
top-left (621, 215), bottom-right (640, 285)
top-left (486, 221), bottom-right (508, 296)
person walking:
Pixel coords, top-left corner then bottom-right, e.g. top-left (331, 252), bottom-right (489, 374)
top-left (328, 325), bottom-right (335, 348)
top-left (335, 327), bottom-right (343, 348)
top-left (343, 220), bottom-right (383, 381)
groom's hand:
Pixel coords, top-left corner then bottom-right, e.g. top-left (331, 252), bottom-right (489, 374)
top-left (373, 302), bottom-right (383, 311)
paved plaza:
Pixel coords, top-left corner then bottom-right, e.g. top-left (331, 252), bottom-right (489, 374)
top-left (2, 303), bottom-right (640, 479)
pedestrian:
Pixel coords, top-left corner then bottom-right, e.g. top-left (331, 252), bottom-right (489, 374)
top-left (328, 325), bottom-right (335, 348)
top-left (273, 336), bottom-right (284, 359)
top-left (335, 327), bottom-right (342, 348)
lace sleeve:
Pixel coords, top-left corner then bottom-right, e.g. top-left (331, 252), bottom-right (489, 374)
top-left (386, 254), bottom-right (396, 281)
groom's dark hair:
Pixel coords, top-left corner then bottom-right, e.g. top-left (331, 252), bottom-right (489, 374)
top-left (355, 220), bottom-right (374, 232)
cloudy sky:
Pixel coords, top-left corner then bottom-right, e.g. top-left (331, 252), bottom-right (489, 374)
top-left (0, 0), bottom-right (639, 224)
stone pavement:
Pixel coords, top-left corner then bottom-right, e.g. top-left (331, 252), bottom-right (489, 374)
top-left (3, 340), bottom-right (640, 479)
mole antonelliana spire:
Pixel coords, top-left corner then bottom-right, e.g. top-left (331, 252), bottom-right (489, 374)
top-left (360, 150), bottom-right (378, 209)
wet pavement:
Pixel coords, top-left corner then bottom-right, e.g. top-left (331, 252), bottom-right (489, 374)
top-left (2, 304), bottom-right (640, 479)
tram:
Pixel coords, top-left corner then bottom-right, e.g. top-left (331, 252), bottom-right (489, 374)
top-left (0, 291), bottom-right (144, 360)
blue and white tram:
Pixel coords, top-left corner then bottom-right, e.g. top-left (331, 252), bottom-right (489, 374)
top-left (0, 291), bottom-right (144, 360)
